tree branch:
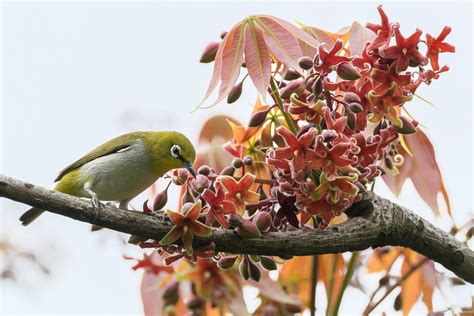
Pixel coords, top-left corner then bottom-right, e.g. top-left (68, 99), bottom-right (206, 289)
top-left (1, 174), bottom-right (472, 283)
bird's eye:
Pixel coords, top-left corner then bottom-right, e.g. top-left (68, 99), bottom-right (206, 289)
top-left (170, 144), bottom-right (182, 158)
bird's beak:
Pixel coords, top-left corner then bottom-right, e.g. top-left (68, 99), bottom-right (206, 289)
top-left (180, 157), bottom-right (196, 178)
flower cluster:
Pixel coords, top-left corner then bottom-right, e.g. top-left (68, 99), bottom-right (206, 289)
top-left (130, 6), bottom-right (454, 314)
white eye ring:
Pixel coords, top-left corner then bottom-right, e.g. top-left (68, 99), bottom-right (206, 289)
top-left (170, 144), bottom-right (182, 158)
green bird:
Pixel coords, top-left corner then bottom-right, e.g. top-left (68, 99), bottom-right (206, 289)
top-left (19, 131), bottom-right (196, 226)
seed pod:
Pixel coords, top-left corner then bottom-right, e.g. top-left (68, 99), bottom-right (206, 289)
top-left (199, 42), bottom-right (220, 63)
top-left (249, 109), bottom-right (269, 127)
top-left (252, 212), bottom-right (272, 232)
top-left (227, 81), bottom-right (243, 104)
top-left (220, 166), bottom-right (235, 176)
top-left (239, 256), bottom-right (250, 280)
top-left (348, 102), bottom-right (363, 113)
top-left (343, 92), bottom-right (362, 104)
top-left (232, 158), bottom-right (244, 169)
top-left (280, 78), bottom-right (304, 99)
top-left (335, 61), bottom-right (361, 80)
top-left (312, 76), bottom-right (324, 98)
top-left (243, 155), bottom-right (254, 166)
top-left (283, 69), bottom-right (301, 81)
top-left (236, 219), bottom-right (262, 238)
top-left (393, 116), bottom-right (417, 134)
top-left (217, 255), bottom-right (239, 270)
top-left (260, 256), bottom-right (277, 270)
top-left (298, 56), bottom-right (313, 70)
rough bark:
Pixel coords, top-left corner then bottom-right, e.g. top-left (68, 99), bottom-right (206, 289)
top-left (1, 174), bottom-right (472, 283)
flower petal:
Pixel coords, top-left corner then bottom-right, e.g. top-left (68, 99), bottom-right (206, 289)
top-left (166, 210), bottom-right (185, 225)
top-left (159, 225), bottom-right (182, 245)
top-left (189, 220), bottom-right (213, 237)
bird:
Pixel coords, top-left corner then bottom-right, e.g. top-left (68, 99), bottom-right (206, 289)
top-left (19, 131), bottom-right (196, 226)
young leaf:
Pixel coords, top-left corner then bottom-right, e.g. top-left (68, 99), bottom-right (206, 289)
top-left (244, 20), bottom-right (271, 98)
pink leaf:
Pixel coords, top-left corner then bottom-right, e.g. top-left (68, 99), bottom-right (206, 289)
top-left (255, 16), bottom-right (303, 70)
top-left (348, 22), bottom-right (376, 56)
top-left (244, 21), bottom-right (271, 98)
top-left (383, 129), bottom-right (451, 216)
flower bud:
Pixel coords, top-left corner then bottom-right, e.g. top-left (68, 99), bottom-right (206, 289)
top-left (378, 275), bottom-right (390, 286)
top-left (243, 155), bottom-right (254, 166)
top-left (284, 303), bottom-right (303, 313)
top-left (220, 166), bottom-right (235, 176)
top-left (348, 102), bottom-right (363, 113)
top-left (186, 296), bottom-right (204, 310)
top-left (162, 280), bottom-right (179, 306)
top-left (153, 185), bottom-right (170, 211)
top-left (305, 76), bottom-right (316, 91)
top-left (384, 156), bottom-right (394, 170)
top-left (280, 78), bottom-right (304, 99)
top-left (393, 293), bottom-right (402, 311)
top-left (260, 256), bottom-right (277, 270)
top-left (346, 111), bottom-right (356, 130)
top-left (249, 109), bottom-right (269, 127)
top-left (343, 92), bottom-right (361, 104)
top-left (199, 42), bottom-right (219, 63)
top-left (312, 76), bottom-right (324, 98)
top-left (220, 31), bottom-right (228, 39)
top-left (252, 212), bottom-right (272, 232)
top-left (227, 81), bottom-right (243, 104)
top-left (232, 158), bottom-right (244, 169)
top-left (191, 175), bottom-right (210, 193)
top-left (393, 116), bottom-right (417, 134)
top-left (197, 165), bottom-right (212, 176)
top-left (228, 213), bottom-right (243, 227)
top-left (298, 56), bottom-right (313, 70)
top-left (262, 304), bottom-right (278, 316)
top-left (217, 255), bottom-right (238, 270)
top-left (181, 188), bottom-right (194, 204)
top-left (321, 129), bottom-right (338, 142)
top-left (171, 169), bottom-right (188, 185)
top-left (248, 258), bottom-right (261, 282)
top-left (239, 256), bottom-right (250, 280)
top-left (236, 219), bottom-right (262, 238)
top-left (335, 62), bottom-right (361, 81)
top-left (283, 69), bottom-right (301, 81)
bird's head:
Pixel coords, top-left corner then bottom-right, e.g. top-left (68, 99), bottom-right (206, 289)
top-left (148, 131), bottom-right (196, 177)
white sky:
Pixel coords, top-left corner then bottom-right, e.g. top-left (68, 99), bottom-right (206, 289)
top-left (1, 1), bottom-right (472, 315)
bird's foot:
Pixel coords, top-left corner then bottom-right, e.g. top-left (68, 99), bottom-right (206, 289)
top-left (91, 196), bottom-right (104, 222)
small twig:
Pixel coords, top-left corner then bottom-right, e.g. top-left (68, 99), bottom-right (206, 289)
top-left (362, 257), bottom-right (429, 315)
top-left (269, 77), bottom-right (298, 134)
top-left (332, 251), bottom-right (359, 315)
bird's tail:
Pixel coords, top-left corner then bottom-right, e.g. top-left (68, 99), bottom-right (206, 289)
top-left (19, 208), bottom-right (45, 226)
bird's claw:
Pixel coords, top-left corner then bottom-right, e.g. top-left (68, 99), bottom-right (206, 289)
top-left (91, 196), bottom-right (104, 222)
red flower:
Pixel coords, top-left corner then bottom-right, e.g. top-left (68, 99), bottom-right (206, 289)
top-left (426, 26), bottom-right (455, 71)
top-left (367, 83), bottom-right (413, 127)
top-left (124, 253), bottom-right (174, 275)
top-left (370, 62), bottom-right (412, 92)
top-left (351, 133), bottom-right (381, 167)
top-left (201, 182), bottom-right (237, 228)
top-left (379, 27), bottom-right (428, 72)
top-left (316, 39), bottom-right (351, 73)
top-left (366, 5), bottom-right (399, 51)
top-left (270, 126), bottom-right (319, 160)
top-left (218, 173), bottom-right (260, 213)
top-left (159, 201), bottom-right (212, 255)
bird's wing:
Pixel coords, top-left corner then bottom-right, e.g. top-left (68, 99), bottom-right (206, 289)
top-left (54, 133), bottom-right (144, 182)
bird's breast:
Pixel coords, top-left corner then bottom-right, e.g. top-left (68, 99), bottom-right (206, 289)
top-left (77, 140), bottom-right (158, 201)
